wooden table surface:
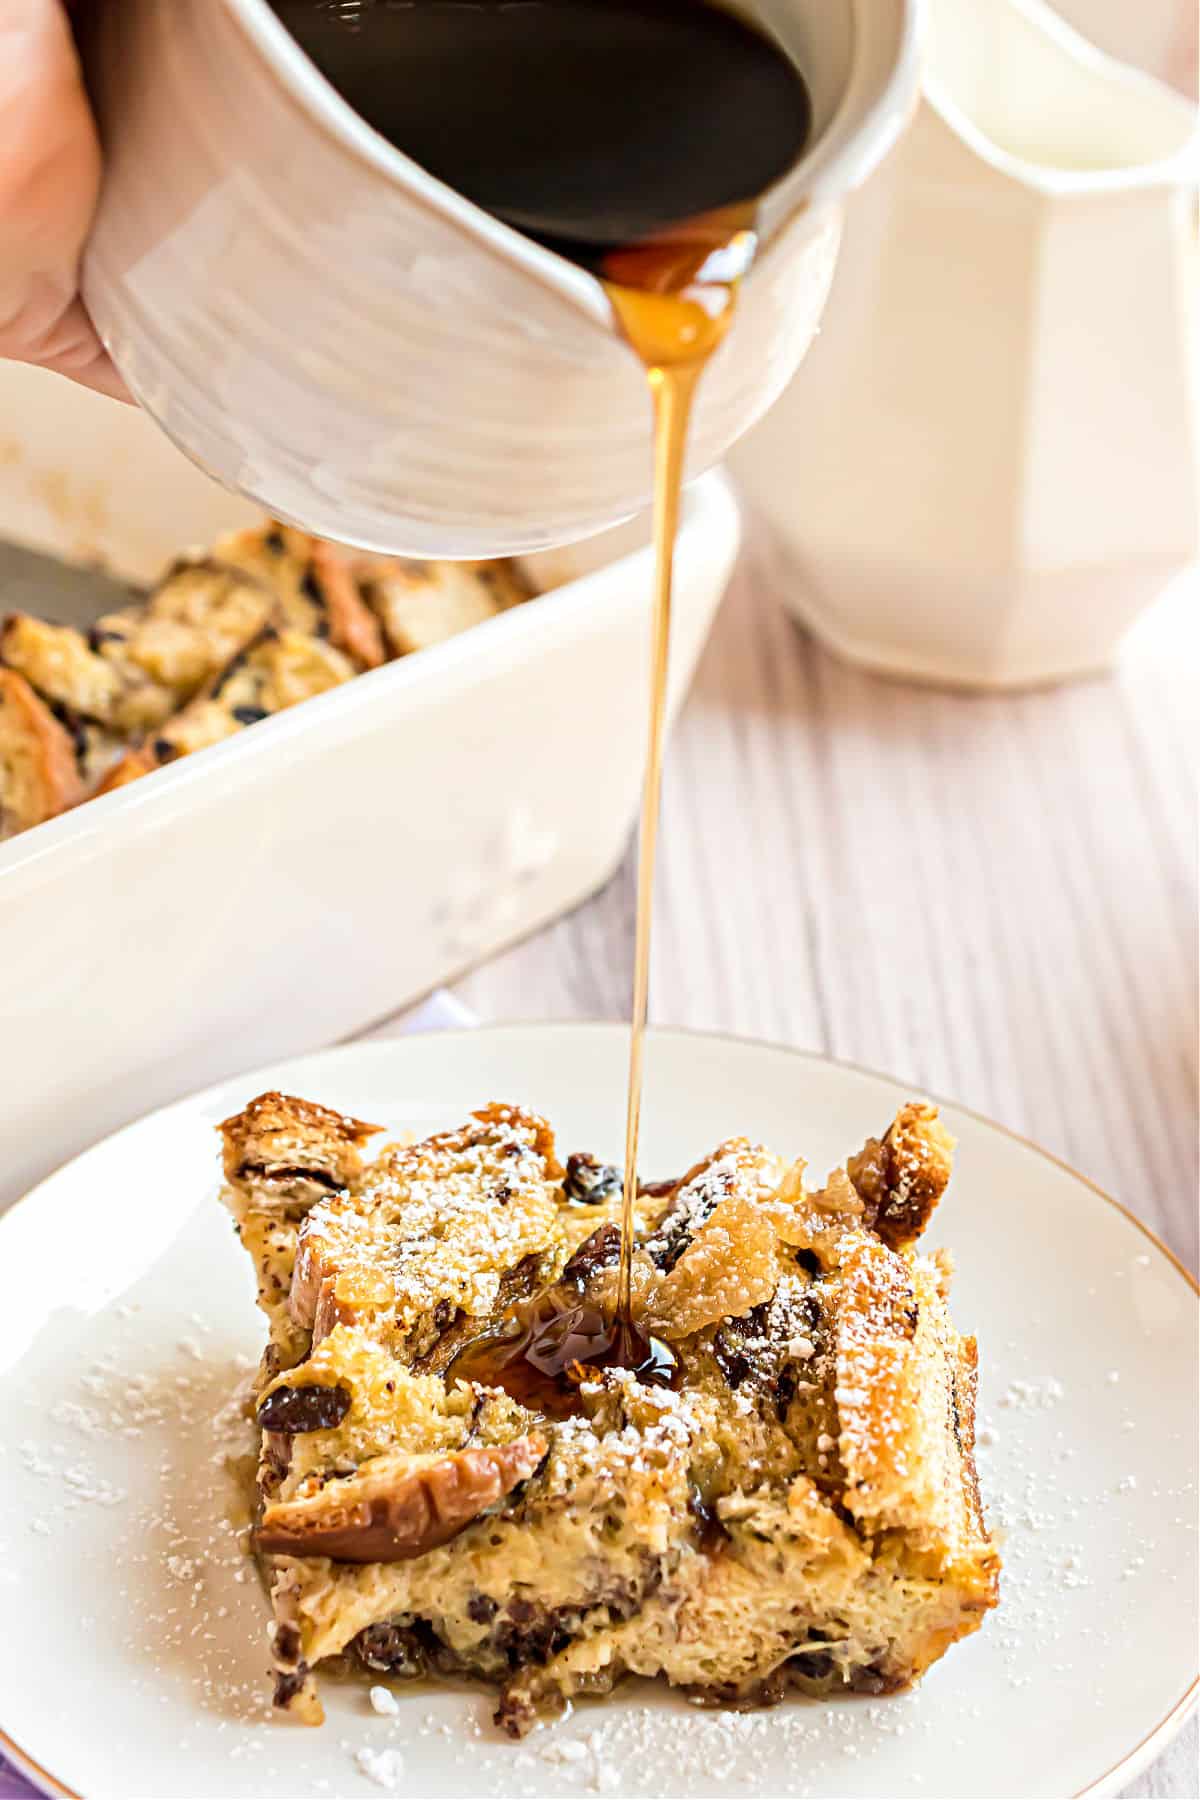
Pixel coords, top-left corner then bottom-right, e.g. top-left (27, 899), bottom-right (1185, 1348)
top-left (387, 519), bottom-right (1199, 1797)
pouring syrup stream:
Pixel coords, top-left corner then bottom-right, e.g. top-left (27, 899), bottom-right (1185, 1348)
top-left (446, 224), bottom-right (752, 1407)
top-left (602, 211), bottom-right (756, 1326)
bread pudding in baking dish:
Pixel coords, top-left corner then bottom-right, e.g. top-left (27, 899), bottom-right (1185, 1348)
top-left (0, 522), bottom-right (532, 840)
top-left (218, 1090), bottom-right (999, 1735)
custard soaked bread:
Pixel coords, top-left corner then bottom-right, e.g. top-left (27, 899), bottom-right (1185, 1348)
top-left (218, 1094), bottom-right (999, 1734)
top-left (0, 668), bottom-right (84, 839)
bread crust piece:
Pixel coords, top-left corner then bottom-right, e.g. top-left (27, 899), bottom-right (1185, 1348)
top-left (291, 1103), bottom-right (564, 1360)
top-left (219, 1094), bottom-right (383, 1391)
top-left (846, 1101), bottom-right (955, 1249)
top-left (1, 614), bottom-right (132, 728)
top-left (217, 1096), bottom-right (999, 1732)
top-left (2, 527), bottom-right (384, 763)
top-left (215, 523), bottom-right (386, 669)
top-left (48, 706), bottom-right (128, 789)
top-left (97, 559), bottom-right (275, 706)
top-left (2, 558), bottom-right (279, 735)
top-left (93, 624), bottom-right (357, 794)
top-left (0, 669), bottom-right (84, 838)
top-left (256, 1435), bottom-right (548, 1560)
top-left (636, 1141), bottom-right (786, 1335)
top-left (360, 556), bottom-right (532, 656)
top-left (221, 1090), bottom-right (382, 1209)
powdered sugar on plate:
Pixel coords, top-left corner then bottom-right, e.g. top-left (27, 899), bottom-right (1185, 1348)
top-left (355, 1746), bottom-right (407, 1790)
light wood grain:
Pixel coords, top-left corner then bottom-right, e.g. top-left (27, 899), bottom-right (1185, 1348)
top-left (380, 517), bottom-right (1199, 1796)
top-left (450, 523), bottom-right (1199, 1263)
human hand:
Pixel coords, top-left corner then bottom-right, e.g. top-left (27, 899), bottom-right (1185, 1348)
top-left (0, 0), bottom-right (129, 398)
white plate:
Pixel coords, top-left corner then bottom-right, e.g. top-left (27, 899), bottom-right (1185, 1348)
top-left (0, 1025), bottom-right (1195, 1800)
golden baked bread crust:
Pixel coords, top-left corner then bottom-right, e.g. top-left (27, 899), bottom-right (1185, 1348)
top-left (361, 556), bottom-right (533, 656)
top-left (291, 1103), bottom-right (564, 1360)
top-left (217, 1091), bottom-right (1000, 1734)
top-left (0, 668), bottom-right (84, 838)
top-left (214, 524), bottom-right (386, 669)
top-left (94, 625), bottom-right (357, 792)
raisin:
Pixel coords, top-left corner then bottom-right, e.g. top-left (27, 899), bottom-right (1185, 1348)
top-left (493, 1600), bottom-right (575, 1668)
top-left (562, 1153), bottom-right (621, 1204)
top-left (355, 1622), bottom-right (428, 1679)
top-left (643, 1180), bottom-right (723, 1273)
top-left (712, 1303), bottom-right (772, 1390)
top-left (849, 1660), bottom-right (904, 1695)
top-left (789, 1648), bottom-right (834, 1682)
top-left (48, 700), bottom-right (89, 759)
top-left (232, 704), bottom-right (269, 725)
top-left (688, 1483), bottom-right (729, 1555)
top-left (87, 625), bottom-right (127, 651)
top-left (273, 1665), bottom-right (309, 1706)
top-left (687, 1669), bottom-right (788, 1709)
top-left (211, 629), bottom-right (273, 697)
top-left (239, 1160), bottom-right (341, 1191)
top-left (495, 1690), bottom-right (536, 1738)
top-left (713, 1291), bottom-right (813, 1414)
top-left (561, 1222), bottom-right (622, 1288)
top-left (795, 1292), bottom-right (822, 1336)
top-left (794, 1247), bottom-right (822, 1276)
top-left (468, 1593), bottom-right (498, 1624)
top-left (256, 1382), bottom-right (351, 1434)
top-left (774, 1365), bottom-right (798, 1421)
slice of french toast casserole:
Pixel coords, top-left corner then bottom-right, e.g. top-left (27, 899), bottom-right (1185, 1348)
top-left (217, 1091), bottom-right (999, 1735)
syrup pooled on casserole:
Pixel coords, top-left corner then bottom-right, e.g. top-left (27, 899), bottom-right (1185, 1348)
top-left (271, 0), bottom-right (810, 1400)
top-left (446, 1285), bottom-right (678, 1419)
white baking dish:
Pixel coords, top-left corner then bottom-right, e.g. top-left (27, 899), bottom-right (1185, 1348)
top-left (0, 370), bottom-right (739, 1207)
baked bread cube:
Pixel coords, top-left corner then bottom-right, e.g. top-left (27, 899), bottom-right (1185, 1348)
top-left (2, 559), bottom-right (275, 734)
top-left (94, 625), bottom-right (356, 792)
top-left (221, 1092), bottom-right (383, 1386)
top-left (0, 668), bottom-right (83, 839)
top-left (361, 557), bottom-right (532, 656)
top-left (215, 523), bottom-right (385, 670)
top-left (2, 526), bottom-right (382, 746)
top-left (217, 1092), bottom-right (1000, 1735)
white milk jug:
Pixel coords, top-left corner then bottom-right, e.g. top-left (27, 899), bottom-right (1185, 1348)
top-left (732, 0), bottom-right (1199, 688)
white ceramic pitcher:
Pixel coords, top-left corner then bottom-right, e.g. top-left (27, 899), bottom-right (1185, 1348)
top-left (77, 0), bottom-right (919, 558)
top-left (733, 0), bottom-right (1199, 688)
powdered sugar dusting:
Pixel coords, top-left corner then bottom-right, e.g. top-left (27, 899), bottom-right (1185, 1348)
top-left (298, 1107), bottom-right (561, 1344)
top-left (355, 1745), bottom-right (407, 1789)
